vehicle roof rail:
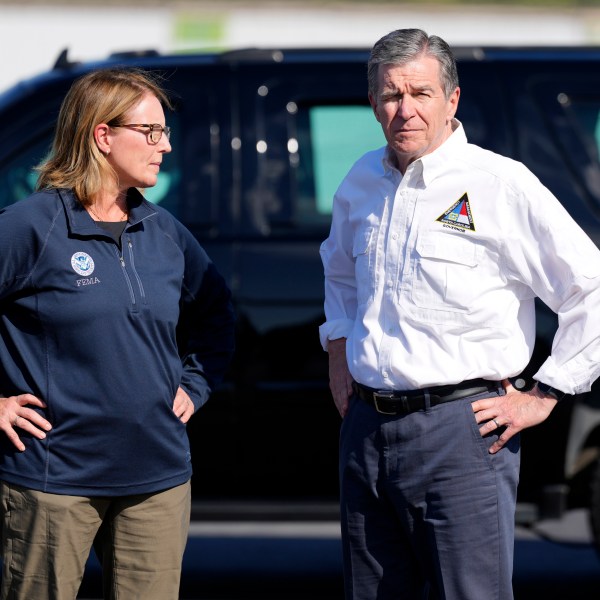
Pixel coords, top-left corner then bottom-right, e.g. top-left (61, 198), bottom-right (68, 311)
top-left (108, 50), bottom-right (161, 60)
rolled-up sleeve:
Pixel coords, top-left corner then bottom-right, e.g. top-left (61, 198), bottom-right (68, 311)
top-left (503, 168), bottom-right (600, 394)
top-left (319, 190), bottom-right (357, 351)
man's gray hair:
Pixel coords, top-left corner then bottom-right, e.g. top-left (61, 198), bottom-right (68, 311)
top-left (367, 29), bottom-right (459, 100)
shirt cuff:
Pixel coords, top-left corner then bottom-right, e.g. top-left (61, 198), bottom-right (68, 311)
top-left (319, 319), bottom-right (354, 351)
top-left (533, 356), bottom-right (589, 396)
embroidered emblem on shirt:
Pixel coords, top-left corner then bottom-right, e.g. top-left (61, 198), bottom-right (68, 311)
top-left (435, 193), bottom-right (475, 232)
top-left (71, 252), bottom-right (95, 276)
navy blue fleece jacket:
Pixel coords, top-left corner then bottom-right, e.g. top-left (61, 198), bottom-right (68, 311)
top-left (0, 188), bottom-right (235, 496)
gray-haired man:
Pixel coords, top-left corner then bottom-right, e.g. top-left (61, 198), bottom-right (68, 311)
top-left (320, 28), bottom-right (600, 599)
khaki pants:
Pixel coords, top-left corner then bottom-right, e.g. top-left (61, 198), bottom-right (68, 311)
top-left (0, 480), bottom-right (191, 600)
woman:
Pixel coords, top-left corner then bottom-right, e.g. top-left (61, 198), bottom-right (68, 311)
top-left (0, 68), bottom-right (235, 599)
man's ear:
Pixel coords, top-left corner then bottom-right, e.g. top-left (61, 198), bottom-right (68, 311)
top-left (369, 92), bottom-right (381, 124)
top-left (446, 87), bottom-right (460, 122)
top-left (94, 123), bottom-right (111, 155)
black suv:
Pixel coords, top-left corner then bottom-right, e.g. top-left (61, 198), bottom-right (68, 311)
top-left (1, 46), bottom-right (600, 550)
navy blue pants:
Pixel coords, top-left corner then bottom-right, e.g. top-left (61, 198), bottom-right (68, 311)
top-left (339, 387), bottom-right (519, 600)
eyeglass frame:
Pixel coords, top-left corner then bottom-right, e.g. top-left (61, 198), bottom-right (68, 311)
top-left (110, 123), bottom-right (171, 145)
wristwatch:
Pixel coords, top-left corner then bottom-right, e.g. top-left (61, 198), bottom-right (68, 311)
top-left (536, 381), bottom-right (567, 402)
top-left (508, 376), bottom-right (531, 391)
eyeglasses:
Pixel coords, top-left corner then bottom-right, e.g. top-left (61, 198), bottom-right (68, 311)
top-left (112, 123), bottom-right (171, 145)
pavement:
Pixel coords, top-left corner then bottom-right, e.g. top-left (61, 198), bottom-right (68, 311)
top-left (77, 508), bottom-right (600, 599)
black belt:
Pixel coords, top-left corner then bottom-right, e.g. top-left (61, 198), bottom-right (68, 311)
top-left (353, 378), bottom-right (499, 416)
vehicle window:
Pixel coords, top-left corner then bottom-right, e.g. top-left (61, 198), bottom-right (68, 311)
top-left (308, 105), bottom-right (385, 216)
top-left (538, 89), bottom-right (600, 218)
top-left (295, 104), bottom-right (385, 226)
top-left (562, 97), bottom-right (600, 215)
top-left (562, 97), bottom-right (600, 195)
top-left (452, 62), bottom-right (514, 161)
top-left (241, 63), bottom-right (508, 238)
top-left (567, 99), bottom-right (600, 157)
top-left (0, 136), bottom-right (51, 209)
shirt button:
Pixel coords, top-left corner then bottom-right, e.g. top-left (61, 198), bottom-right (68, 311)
top-left (387, 280), bottom-right (393, 287)
top-left (382, 371), bottom-right (388, 378)
top-left (392, 233), bottom-right (398, 240)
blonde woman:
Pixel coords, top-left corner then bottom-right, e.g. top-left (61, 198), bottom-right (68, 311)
top-left (0, 68), bottom-right (235, 600)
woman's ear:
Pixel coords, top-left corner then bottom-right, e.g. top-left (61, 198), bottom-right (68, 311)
top-left (94, 123), bottom-right (111, 155)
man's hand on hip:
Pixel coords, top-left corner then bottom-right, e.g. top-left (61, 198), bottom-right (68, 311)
top-left (327, 338), bottom-right (354, 418)
top-left (471, 379), bottom-right (557, 454)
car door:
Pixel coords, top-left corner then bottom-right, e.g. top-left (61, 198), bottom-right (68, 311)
top-left (217, 53), bottom-right (381, 499)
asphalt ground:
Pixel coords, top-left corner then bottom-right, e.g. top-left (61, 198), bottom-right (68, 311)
top-left (76, 509), bottom-right (600, 599)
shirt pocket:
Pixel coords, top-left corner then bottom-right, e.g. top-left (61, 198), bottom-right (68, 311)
top-left (353, 226), bottom-right (375, 305)
top-left (411, 233), bottom-right (481, 314)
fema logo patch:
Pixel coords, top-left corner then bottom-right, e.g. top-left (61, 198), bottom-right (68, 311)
top-left (71, 252), bottom-right (95, 276)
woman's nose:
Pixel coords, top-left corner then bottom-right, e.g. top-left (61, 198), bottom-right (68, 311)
top-left (159, 136), bottom-right (172, 153)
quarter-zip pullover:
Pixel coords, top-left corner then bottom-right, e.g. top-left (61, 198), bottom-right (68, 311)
top-left (0, 188), bottom-right (235, 496)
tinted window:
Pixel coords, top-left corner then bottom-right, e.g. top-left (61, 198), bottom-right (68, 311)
top-left (455, 62), bottom-right (512, 157)
top-left (236, 61), bottom-right (370, 237)
top-left (524, 71), bottom-right (600, 230)
top-left (297, 104), bottom-right (385, 222)
top-left (558, 94), bottom-right (600, 205)
top-left (0, 135), bottom-right (51, 208)
top-left (311, 105), bottom-right (385, 215)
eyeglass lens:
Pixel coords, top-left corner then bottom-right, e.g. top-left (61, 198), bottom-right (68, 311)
top-left (149, 125), bottom-right (170, 144)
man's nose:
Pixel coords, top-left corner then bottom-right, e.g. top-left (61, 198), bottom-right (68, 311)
top-left (396, 95), bottom-right (415, 119)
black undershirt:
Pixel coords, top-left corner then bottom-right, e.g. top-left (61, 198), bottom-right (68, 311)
top-left (95, 221), bottom-right (128, 246)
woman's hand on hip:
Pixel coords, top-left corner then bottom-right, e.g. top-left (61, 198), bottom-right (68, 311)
top-left (0, 393), bottom-right (52, 452)
top-left (173, 386), bottom-right (195, 423)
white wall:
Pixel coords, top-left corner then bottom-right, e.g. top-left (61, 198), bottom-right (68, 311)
top-left (1, 2), bottom-right (600, 94)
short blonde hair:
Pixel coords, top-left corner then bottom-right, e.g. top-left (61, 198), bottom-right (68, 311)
top-left (36, 67), bottom-right (173, 205)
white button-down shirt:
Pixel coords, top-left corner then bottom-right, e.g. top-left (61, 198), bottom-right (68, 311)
top-left (319, 122), bottom-right (600, 394)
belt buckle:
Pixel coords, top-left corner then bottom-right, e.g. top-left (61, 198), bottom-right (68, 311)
top-left (373, 390), bottom-right (400, 415)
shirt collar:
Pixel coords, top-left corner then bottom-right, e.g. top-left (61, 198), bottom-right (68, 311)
top-left (59, 188), bottom-right (158, 236)
top-left (419, 119), bottom-right (467, 186)
top-left (381, 119), bottom-right (467, 186)
top-left (382, 146), bottom-right (397, 175)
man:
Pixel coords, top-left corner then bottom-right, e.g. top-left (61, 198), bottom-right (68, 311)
top-left (319, 28), bottom-right (600, 600)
